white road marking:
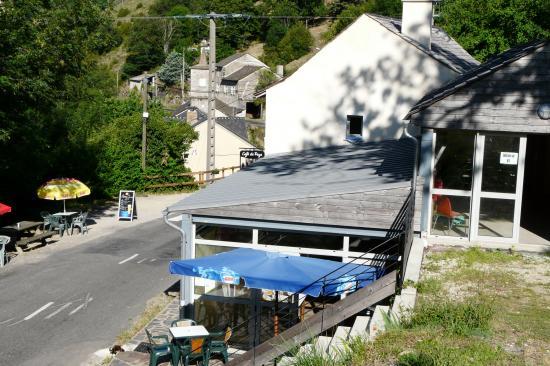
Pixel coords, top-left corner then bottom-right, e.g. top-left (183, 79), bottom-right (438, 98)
top-left (7, 319), bottom-right (25, 327)
top-left (119, 254), bottom-right (138, 264)
top-left (24, 302), bottom-right (54, 320)
top-left (149, 258), bottom-right (156, 262)
top-left (69, 297), bottom-right (93, 315)
top-left (0, 318), bottom-right (14, 325)
top-left (137, 258), bottom-right (147, 264)
top-left (45, 302), bottom-right (73, 319)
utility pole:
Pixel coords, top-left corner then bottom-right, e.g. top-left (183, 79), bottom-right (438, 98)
top-left (181, 51), bottom-right (185, 100)
top-left (141, 76), bottom-right (149, 171)
top-left (206, 13), bottom-right (217, 179)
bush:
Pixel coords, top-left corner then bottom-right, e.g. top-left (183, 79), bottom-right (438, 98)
top-left (264, 23), bottom-right (313, 66)
top-left (91, 98), bottom-right (197, 196)
top-left (117, 7), bottom-right (130, 17)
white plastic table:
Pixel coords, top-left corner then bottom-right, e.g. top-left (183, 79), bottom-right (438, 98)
top-left (169, 325), bottom-right (209, 339)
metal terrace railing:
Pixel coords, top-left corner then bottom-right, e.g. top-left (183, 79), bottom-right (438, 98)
top-left (181, 188), bottom-right (417, 364)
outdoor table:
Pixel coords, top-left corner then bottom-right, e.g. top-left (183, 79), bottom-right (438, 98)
top-left (53, 212), bottom-right (78, 228)
top-left (0, 221), bottom-right (45, 253)
top-left (170, 325), bottom-right (210, 365)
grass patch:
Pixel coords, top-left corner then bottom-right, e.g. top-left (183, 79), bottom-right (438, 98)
top-left (396, 337), bottom-right (515, 366)
top-left (429, 247), bottom-right (521, 267)
top-left (116, 293), bottom-right (172, 345)
top-left (405, 297), bottom-right (494, 337)
top-left (414, 277), bottom-right (443, 295)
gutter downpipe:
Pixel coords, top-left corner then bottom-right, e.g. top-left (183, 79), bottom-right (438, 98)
top-left (163, 210), bottom-right (190, 318)
top-left (401, 121), bottom-right (419, 287)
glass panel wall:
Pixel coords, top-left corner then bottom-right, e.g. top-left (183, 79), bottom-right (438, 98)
top-left (431, 195), bottom-right (471, 237)
top-left (478, 198), bottom-right (515, 238)
top-left (433, 131), bottom-right (475, 191)
top-left (196, 224), bottom-right (252, 243)
top-left (481, 136), bottom-right (520, 194)
top-left (258, 230), bottom-right (343, 251)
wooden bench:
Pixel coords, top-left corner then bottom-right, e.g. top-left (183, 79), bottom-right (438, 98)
top-left (16, 231), bottom-right (55, 253)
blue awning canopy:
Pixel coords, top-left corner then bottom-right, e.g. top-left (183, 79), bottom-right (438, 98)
top-left (169, 248), bottom-right (381, 297)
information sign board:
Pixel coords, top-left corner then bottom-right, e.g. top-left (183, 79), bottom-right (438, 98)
top-left (118, 190), bottom-right (136, 221)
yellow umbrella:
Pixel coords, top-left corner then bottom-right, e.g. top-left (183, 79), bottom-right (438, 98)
top-left (37, 178), bottom-right (91, 212)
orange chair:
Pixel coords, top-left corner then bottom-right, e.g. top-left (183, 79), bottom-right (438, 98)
top-left (432, 196), bottom-right (461, 231)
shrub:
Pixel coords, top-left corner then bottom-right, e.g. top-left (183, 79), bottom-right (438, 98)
top-left (117, 7), bottom-right (130, 17)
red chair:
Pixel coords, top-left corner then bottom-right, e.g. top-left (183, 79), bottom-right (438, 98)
top-left (432, 196), bottom-right (461, 231)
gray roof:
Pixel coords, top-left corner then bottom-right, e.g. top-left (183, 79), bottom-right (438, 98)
top-left (216, 117), bottom-right (250, 143)
top-left (215, 98), bottom-right (244, 117)
top-left (217, 53), bottom-right (245, 68)
top-left (171, 102), bottom-right (207, 125)
top-left (166, 139), bottom-right (416, 230)
top-left (223, 65), bottom-right (264, 82)
top-left (405, 40), bottom-right (549, 120)
top-left (367, 14), bottom-right (479, 74)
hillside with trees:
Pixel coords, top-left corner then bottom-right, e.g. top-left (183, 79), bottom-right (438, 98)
top-left (0, 0), bottom-right (548, 217)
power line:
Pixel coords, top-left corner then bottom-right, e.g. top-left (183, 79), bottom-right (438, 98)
top-left (121, 14), bottom-right (358, 20)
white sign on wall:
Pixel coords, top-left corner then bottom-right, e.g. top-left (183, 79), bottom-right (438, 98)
top-left (500, 152), bottom-right (518, 165)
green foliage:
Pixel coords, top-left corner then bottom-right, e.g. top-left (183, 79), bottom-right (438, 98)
top-left (92, 100), bottom-right (197, 196)
top-left (414, 277), bottom-right (443, 295)
top-left (396, 338), bottom-right (509, 366)
top-left (437, 0), bottom-right (550, 62)
top-left (122, 19), bottom-right (164, 77)
top-left (117, 7), bottom-right (131, 17)
top-left (404, 297), bottom-right (495, 336)
top-left (0, 0), bottom-right (115, 212)
top-left (264, 23), bottom-right (313, 66)
top-left (325, 0), bottom-right (402, 40)
top-left (428, 247), bottom-right (521, 267)
top-left (158, 51), bottom-right (183, 85)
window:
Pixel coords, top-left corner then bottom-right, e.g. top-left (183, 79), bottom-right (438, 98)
top-left (346, 115), bottom-right (363, 137)
top-left (258, 230), bottom-right (343, 251)
top-left (196, 225), bottom-right (252, 243)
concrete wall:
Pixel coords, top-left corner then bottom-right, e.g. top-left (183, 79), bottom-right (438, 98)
top-left (185, 122), bottom-right (254, 174)
top-left (264, 15), bottom-right (457, 155)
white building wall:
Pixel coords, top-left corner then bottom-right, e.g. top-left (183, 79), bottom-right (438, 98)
top-left (264, 15), bottom-right (457, 155)
top-left (185, 122), bottom-right (254, 174)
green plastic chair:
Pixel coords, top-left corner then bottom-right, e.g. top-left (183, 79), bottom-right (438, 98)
top-left (48, 215), bottom-right (67, 237)
top-left (0, 235), bottom-right (10, 268)
top-left (70, 211), bottom-right (88, 235)
top-left (181, 336), bottom-right (210, 366)
top-left (208, 326), bottom-right (232, 364)
top-left (145, 328), bottom-right (175, 366)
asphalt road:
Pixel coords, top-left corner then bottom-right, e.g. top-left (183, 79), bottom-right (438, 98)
top-left (0, 218), bottom-right (180, 366)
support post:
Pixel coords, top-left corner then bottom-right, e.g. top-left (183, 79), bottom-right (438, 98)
top-left (181, 51), bottom-right (185, 100)
top-left (418, 129), bottom-right (434, 234)
top-left (206, 14), bottom-right (216, 179)
top-left (180, 214), bottom-right (195, 319)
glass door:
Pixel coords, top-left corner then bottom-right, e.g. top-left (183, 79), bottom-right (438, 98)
top-left (471, 134), bottom-right (526, 242)
top-left (430, 131), bottom-right (475, 238)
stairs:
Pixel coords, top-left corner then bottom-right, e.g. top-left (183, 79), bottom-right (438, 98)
top-left (227, 270), bottom-right (397, 366)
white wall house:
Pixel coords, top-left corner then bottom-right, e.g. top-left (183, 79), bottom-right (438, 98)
top-left (184, 117), bottom-right (256, 174)
top-left (265, 0), bottom-right (478, 154)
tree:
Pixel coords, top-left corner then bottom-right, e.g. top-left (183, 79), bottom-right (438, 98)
top-left (122, 19), bottom-right (164, 78)
top-left (264, 23), bottom-right (313, 66)
top-left (0, 0), bottom-right (114, 210)
top-left (158, 51), bottom-right (184, 85)
top-left (438, 0), bottom-right (550, 62)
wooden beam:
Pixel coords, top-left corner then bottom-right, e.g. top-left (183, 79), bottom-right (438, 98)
top-left (227, 271), bottom-right (397, 366)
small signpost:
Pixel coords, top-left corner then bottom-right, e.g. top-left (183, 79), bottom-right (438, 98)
top-left (240, 149), bottom-right (265, 167)
top-left (118, 190), bottom-right (136, 221)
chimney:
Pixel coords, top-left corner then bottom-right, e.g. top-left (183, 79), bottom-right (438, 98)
top-left (198, 39), bottom-right (208, 65)
top-left (401, 0), bottom-right (434, 50)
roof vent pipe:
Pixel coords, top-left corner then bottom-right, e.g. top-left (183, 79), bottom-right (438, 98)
top-left (401, 0), bottom-right (434, 50)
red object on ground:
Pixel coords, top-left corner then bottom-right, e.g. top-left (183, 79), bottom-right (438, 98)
top-left (0, 203), bottom-right (12, 215)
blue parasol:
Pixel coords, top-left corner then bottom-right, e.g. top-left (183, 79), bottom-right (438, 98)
top-left (169, 248), bottom-right (381, 297)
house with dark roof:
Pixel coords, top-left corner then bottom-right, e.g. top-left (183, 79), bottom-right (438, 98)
top-left (189, 47), bottom-right (278, 118)
top-left (406, 40), bottom-right (550, 250)
top-left (174, 111), bottom-right (258, 174)
top-left (264, 0), bottom-right (478, 154)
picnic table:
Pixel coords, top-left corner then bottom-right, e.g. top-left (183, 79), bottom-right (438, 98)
top-left (0, 221), bottom-right (54, 253)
